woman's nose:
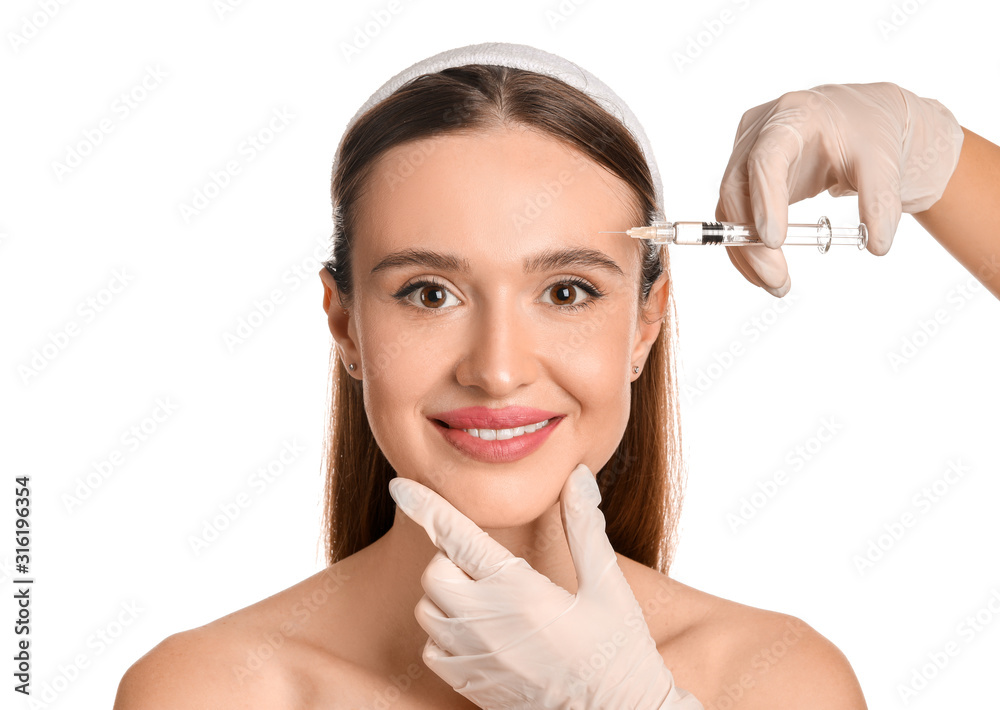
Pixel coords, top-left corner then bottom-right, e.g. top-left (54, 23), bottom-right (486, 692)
top-left (453, 300), bottom-right (540, 396)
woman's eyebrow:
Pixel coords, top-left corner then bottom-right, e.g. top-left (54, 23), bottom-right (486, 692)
top-left (369, 246), bottom-right (624, 278)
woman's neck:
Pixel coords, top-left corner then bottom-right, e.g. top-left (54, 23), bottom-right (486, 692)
top-left (356, 502), bottom-right (581, 657)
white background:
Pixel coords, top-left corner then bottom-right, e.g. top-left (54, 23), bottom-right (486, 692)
top-left (2, 0), bottom-right (998, 707)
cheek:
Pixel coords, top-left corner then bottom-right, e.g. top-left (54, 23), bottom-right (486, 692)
top-left (356, 308), bottom-right (470, 488)
top-left (544, 294), bottom-right (635, 381)
top-left (540, 298), bottom-right (635, 467)
top-left (357, 314), bottom-right (432, 439)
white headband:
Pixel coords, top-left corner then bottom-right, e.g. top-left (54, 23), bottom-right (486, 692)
top-left (337, 41), bottom-right (665, 222)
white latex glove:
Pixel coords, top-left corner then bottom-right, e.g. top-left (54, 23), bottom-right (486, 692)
top-left (387, 463), bottom-right (703, 710)
top-left (716, 82), bottom-right (965, 296)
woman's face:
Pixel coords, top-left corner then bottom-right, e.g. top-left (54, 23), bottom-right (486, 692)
top-left (322, 125), bottom-right (668, 529)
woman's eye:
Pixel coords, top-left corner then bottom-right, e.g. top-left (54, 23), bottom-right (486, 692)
top-left (394, 280), bottom-right (460, 310)
top-left (541, 279), bottom-right (602, 311)
top-left (391, 277), bottom-right (604, 312)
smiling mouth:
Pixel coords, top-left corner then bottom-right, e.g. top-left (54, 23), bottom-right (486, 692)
top-left (429, 414), bottom-right (565, 462)
top-left (433, 417), bottom-right (562, 435)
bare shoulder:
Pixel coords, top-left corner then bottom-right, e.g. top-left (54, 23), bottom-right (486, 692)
top-left (617, 556), bottom-right (868, 709)
top-left (112, 566), bottom-right (353, 710)
top-left (697, 595), bottom-right (868, 709)
top-left (112, 619), bottom-right (306, 710)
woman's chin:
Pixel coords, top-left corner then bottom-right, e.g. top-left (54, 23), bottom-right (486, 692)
top-left (433, 483), bottom-right (565, 532)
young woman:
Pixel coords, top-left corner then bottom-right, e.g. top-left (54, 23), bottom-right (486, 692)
top-left (115, 40), bottom-right (998, 709)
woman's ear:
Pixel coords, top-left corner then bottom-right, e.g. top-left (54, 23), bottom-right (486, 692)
top-left (319, 266), bottom-right (335, 312)
top-left (629, 271), bottom-right (669, 374)
top-left (318, 267), bottom-right (361, 376)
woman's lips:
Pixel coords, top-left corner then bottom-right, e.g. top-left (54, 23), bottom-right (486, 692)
top-left (429, 406), bottom-right (564, 430)
top-left (430, 416), bottom-right (564, 464)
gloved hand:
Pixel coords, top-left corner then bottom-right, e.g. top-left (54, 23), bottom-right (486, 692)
top-left (387, 463), bottom-right (703, 710)
top-left (716, 82), bottom-right (965, 296)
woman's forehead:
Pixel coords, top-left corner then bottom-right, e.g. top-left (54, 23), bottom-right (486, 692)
top-left (360, 128), bottom-right (641, 260)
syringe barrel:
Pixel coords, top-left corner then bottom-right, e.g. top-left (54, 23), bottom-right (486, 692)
top-left (672, 222), bottom-right (709, 245)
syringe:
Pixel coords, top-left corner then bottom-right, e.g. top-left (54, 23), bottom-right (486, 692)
top-left (599, 216), bottom-right (867, 254)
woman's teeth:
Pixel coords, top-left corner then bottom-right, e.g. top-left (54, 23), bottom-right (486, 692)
top-left (461, 418), bottom-right (552, 440)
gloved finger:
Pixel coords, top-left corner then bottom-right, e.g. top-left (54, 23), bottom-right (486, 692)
top-left (414, 593), bottom-right (479, 658)
top-left (421, 636), bottom-right (497, 702)
top-left (718, 199), bottom-right (766, 288)
top-left (729, 244), bottom-right (794, 298)
top-left (747, 93), bottom-right (853, 235)
top-left (421, 633), bottom-right (468, 690)
top-left (725, 244), bottom-right (765, 288)
top-left (717, 151), bottom-right (754, 229)
top-left (421, 549), bottom-right (472, 589)
top-left (716, 194), bottom-right (791, 291)
top-left (423, 634), bottom-right (450, 664)
top-left (414, 591), bottom-right (501, 658)
top-left (746, 121), bottom-right (800, 248)
top-left (388, 477), bottom-right (516, 580)
top-left (420, 548), bottom-right (540, 622)
top-left (763, 272), bottom-right (791, 298)
top-left (413, 593), bottom-right (451, 647)
top-left (856, 154), bottom-right (903, 256)
top-left (733, 97), bottom-right (777, 144)
top-left (736, 244), bottom-right (791, 295)
top-left (560, 464), bottom-right (618, 593)
top-left (419, 553), bottom-right (474, 622)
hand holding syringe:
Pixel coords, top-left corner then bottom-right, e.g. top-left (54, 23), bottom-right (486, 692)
top-left (599, 216), bottom-right (867, 254)
top-left (707, 83), bottom-right (964, 296)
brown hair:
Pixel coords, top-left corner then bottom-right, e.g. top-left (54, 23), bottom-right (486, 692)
top-left (320, 65), bottom-right (685, 574)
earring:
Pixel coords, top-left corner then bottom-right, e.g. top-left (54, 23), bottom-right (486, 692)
top-left (633, 365), bottom-right (640, 374)
top-left (339, 309), bottom-right (355, 373)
